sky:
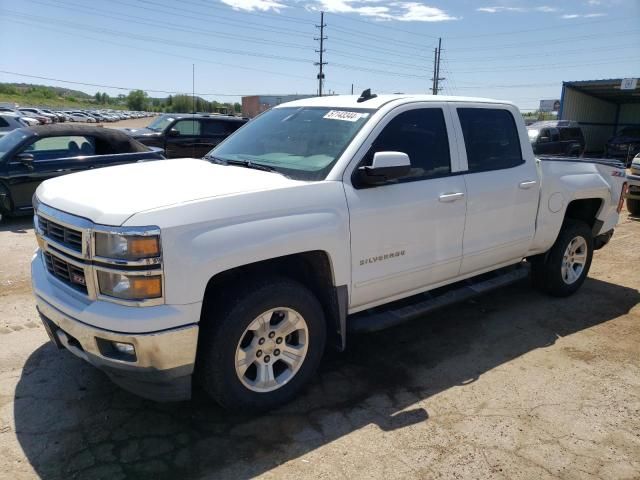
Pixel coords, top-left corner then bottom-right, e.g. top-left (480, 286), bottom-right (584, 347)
top-left (0, 0), bottom-right (639, 110)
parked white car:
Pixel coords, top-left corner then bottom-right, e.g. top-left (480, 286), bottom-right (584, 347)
top-left (64, 111), bottom-right (96, 123)
top-left (31, 93), bottom-right (627, 409)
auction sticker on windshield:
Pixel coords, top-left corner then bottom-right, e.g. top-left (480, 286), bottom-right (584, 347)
top-left (324, 110), bottom-right (370, 122)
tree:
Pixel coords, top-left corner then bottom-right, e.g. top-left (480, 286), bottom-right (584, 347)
top-left (233, 102), bottom-right (241, 114)
top-left (126, 90), bottom-right (148, 110)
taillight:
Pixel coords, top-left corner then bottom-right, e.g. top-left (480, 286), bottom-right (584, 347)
top-left (617, 182), bottom-right (628, 213)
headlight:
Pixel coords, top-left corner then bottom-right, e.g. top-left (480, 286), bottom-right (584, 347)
top-left (94, 232), bottom-right (160, 260)
top-left (97, 271), bottom-right (162, 300)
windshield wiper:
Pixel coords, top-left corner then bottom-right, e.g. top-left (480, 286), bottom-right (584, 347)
top-left (207, 156), bottom-right (287, 177)
top-left (226, 159), bottom-right (280, 174)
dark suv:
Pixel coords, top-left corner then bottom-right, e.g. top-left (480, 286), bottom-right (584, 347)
top-left (121, 113), bottom-right (247, 158)
top-left (527, 120), bottom-right (585, 157)
top-left (605, 126), bottom-right (640, 166)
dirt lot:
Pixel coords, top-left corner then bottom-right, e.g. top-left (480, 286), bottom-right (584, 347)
top-left (0, 210), bottom-right (638, 480)
top-left (104, 117), bottom-right (155, 129)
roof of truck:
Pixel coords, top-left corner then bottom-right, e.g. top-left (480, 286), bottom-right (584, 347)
top-left (277, 94), bottom-right (514, 110)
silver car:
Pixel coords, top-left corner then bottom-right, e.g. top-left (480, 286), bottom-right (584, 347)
top-left (0, 113), bottom-right (30, 137)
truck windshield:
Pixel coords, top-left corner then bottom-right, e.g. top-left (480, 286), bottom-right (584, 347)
top-left (147, 116), bottom-right (175, 132)
top-left (208, 107), bottom-right (374, 181)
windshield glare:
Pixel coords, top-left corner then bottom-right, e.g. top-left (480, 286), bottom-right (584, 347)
top-left (527, 129), bottom-right (539, 141)
top-left (209, 107), bottom-right (373, 181)
top-left (0, 129), bottom-right (30, 159)
top-left (147, 116), bottom-right (175, 132)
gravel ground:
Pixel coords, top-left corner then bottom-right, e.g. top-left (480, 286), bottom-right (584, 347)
top-left (0, 209), bottom-right (638, 480)
top-left (102, 117), bottom-right (155, 129)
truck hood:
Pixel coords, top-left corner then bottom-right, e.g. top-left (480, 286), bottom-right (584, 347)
top-left (36, 158), bottom-right (302, 225)
top-left (118, 127), bottom-right (160, 137)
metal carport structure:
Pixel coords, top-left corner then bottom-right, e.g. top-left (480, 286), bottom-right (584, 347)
top-left (559, 78), bottom-right (640, 154)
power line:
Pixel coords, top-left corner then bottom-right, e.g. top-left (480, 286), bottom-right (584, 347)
top-left (445, 29), bottom-right (640, 51)
top-left (7, 18), bottom-right (364, 91)
top-left (0, 70), bottom-right (248, 96)
top-left (29, 0), bottom-right (314, 51)
top-left (2, 10), bottom-right (313, 64)
top-left (114, 0), bottom-right (312, 38)
top-left (451, 56), bottom-right (633, 74)
top-left (324, 11), bottom-right (440, 40)
top-left (447, 43), bottom-right (640, 63)
top-left (446, 14), bottom-right (634, 39)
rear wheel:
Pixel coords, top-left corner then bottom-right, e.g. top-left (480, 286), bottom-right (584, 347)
top-left (531, 219), bottom-right (593, 297)
top-left (197, 278), bottom-right (326, 411)
top-left (627, 198), bottom-right (640, 216)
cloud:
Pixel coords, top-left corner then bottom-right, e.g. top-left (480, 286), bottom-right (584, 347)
top-left (310, 0), bottom-right (458, 21)
top-left (477, 5), bottom-right (558, 13)
top-left (561, 12), bottom-right (607, 18)
top-left (220, 0), bottom-right (287, 12)
top-left (587, 0), bottom-right (601, 5)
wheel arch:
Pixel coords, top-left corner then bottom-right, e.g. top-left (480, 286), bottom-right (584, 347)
top-left (200, 251), bottom-right (348, 351)
top-left (563, 197), bottom-right (604, 235)
top-left (0, 180), bottom-right (13, 216)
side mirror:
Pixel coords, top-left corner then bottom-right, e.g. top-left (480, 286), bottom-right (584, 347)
top-left (167, 128), bottom-right (180, 137)
top-left (16, 152), bottom-right (34, 167)
top-left (538, 136), bottom-right (550, 144)
top-left (355, 151), bottom-right (411, 187)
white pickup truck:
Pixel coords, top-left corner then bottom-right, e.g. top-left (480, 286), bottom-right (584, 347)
top-left (31, 93), bottom-right (627, 410)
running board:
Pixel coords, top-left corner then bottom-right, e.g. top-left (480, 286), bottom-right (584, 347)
top-left (348, 263), bottom-right (530, 333)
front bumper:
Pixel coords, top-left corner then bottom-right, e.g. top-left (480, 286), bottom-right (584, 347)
top-left (32, 252), bottom-right (200, 401)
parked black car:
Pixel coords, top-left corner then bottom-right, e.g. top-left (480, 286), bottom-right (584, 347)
top-left (121, 113), bottom-right (247, 158)
top-left (527, 120), bottom-right (585, 157)
top-left (0, 125), bottom-right (164, 219)
top-left (605, 126), bottom-right (640, 166)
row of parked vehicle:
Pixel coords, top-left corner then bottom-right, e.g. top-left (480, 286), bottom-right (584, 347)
top-left (0, 105), bottom-right (155, 135)
top-left (527, 119), bottom-right (640, 166)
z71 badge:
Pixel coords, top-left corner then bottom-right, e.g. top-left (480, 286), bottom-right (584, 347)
top-left (360, 250), bottom-right (405, 266)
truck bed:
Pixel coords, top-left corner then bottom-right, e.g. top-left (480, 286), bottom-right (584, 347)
top-left (537, 155), bottom-right (625, 169)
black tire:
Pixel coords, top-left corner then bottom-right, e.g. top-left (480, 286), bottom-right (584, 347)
top-left (627, 198), bottom-right (640, 216)
top-left (197, 277), bottom-right (326, 412)
top-left (530, 219), bottom-right (593, 297)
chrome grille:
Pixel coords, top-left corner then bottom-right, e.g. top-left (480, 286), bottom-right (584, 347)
top-left (43, 252), bottom-right (88, 294)
top-left (38, 216), bottom-right (83, 253)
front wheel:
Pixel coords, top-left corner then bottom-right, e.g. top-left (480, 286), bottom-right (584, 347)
top-left (627, 198), bottom-right (640, 216)
top-left (531, 219), bottom-right (594, 297)
top-left (197, 278), bottom-right (326, 411)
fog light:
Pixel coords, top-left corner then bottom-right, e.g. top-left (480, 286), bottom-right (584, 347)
top-left (96, 338), bottom-right (137, 361)
top-left (113, 342), bottom-right (135, 356)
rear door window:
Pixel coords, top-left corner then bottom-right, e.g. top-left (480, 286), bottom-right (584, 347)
top-left (173, 119), bottom-right (201, 136)
top-left (457, 108), bottom-right (523, 172)
top-left (202, 120), bottom-right (244, 136)
top-left (559, 128), bottom-right (583, 141)
top-left (24, 136), bottom-right (95, 160)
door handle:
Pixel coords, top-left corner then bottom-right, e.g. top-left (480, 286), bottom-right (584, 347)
top-left (519, 180), bottom-right (537, 189)
top-left (438, 192), bottom-right (465, 203)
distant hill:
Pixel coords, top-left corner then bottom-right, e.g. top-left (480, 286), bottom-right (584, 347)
top-left (2, 82), bottom-right (93, 99)
top-left (0, 82), bottom-right (117, 109)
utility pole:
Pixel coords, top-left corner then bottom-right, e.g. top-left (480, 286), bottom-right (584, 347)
top-left (431, 47), bottom-right (438, 95)
top-left (431, 38), bottom-right (445, 95)
top-left (315, 11), bottom-right (327, 97)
